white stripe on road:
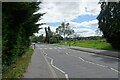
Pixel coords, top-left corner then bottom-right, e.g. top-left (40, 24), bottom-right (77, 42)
top-left (78, 57), bottom-right (85, 61)
top-left (65, 74), bottom-right (69, 80)
top-left (67, 52), bottom-right (120, 73)
top-left (69, 49), bottom-right (119, 60)
top-left (44, 52), bottom-right (69, 79)
top-left (66, 53), bottom-right (69, 55)
top-left (49, 48), bottom-right (52, 49)
top-left (39, 47), bottom-right (66, 50)
top-left (41, 50), bottom-right (58, 78)
top-left (110, 68), bottom-right (120, 73)
top-left (52, 65), bottom-right (65, 74)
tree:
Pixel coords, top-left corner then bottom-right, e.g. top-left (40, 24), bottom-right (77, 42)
top-left (56, 22), bottom-right (74, 40)
top-left (97, 1), bottom-right (120, 50)
top-left (44, 27), bottom-right (49, 43)
top-left (2, 2), bottom-right (44, 66)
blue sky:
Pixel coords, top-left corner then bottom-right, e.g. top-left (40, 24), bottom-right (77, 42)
top-left (71, 15), bottom-right (97, 23)
top-left (36, 0), bottom-right (101, 37)
top-left (46, 15), bottom-right (97, 26)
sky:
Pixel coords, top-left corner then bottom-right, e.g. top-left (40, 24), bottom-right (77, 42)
top-left (35, 0), bottom-right (102, 37)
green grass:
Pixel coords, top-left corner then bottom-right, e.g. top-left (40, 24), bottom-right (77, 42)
top-left (58, 39), bottom-right (116, 51)
top-left (2, 48), bottom-right (34, 78)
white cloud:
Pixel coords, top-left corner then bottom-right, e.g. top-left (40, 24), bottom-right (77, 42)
top-left (74, 28), bottom-right (96, 37)
top-left (68, 20), bottom-right (98, 28)
top-left (36, 20), bottom-right (99, 37)
top-left (37, 0), bottom-right (101, 23)
top-left (35, 0), bottom-right (101, 37)
top-left (35, 24), bottom-right (57, 36)
top-left (40, 0), bottom-right (100, 2)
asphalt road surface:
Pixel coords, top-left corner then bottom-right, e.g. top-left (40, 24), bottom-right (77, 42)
top-left (31, 44), bottom-right (119, 78)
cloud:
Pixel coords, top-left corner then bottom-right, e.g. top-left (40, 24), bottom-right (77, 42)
top-left (35, 0), bottom-right (101, 37)
top-left (68, 20), bottom-right (98, 28)
top-left (74, 28), bottom-right (97, 37)
top-left (35, 24), bottom-right (57, 36)
top-left (37, 0), bottom-right (101, 23)
top-left (36, 20), bottom-right (99, 37)
top-left (40, 0), bottom-right (100, 2)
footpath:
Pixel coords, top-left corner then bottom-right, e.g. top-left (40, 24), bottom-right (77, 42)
top-left (23, 48), bottom-right (57, 78)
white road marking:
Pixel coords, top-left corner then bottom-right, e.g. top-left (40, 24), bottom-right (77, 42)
top-left (58, 47), bottom-right (62, 49)
top-left (78, 57), bottom-right (85, 61)
top-left (69, 49), bottom-right (119, 60)
top-left (44, 48), bottom-right (47, 49)
top-left (110, 68), bottom-right (120, 73)
top-left (67, 52), bottom-right (119, 73)
top-left (41, 47), bottom-right (66, 50)
top-left (49, 48), bottom-right (52, 49)
top-left (94, 63), bottom-right (108, 67)
top-left (44, 52), bottom-right (69, 79)
top-left (51, 59), bottom-right (53, 64)
top-left (41, 50), bottom-right (58, 78)
top-left (66, 53), bottom-right (69, 55)
top-left (52, 65), bottom-right (65, 74)
top-left (65, 74), bottom-right (69, 80)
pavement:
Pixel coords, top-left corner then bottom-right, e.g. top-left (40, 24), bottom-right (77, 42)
top-left (24, 44), bottom-right (120, 79)
top-left (24, 48), bottom-right (57, 78)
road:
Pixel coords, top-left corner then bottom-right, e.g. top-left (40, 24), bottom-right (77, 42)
top-left (25, 44), bottom-right (119, 78)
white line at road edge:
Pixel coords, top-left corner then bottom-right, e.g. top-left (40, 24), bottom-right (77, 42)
top-left (43, 50), bottom-right (69, 79)
top-left (41, 50), bottom-right (58, 78)
top-left (67, 53), bottom-right (120, 73)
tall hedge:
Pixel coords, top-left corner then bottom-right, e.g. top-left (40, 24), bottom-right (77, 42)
top-left (2, 2), bottom-right (43, 66)
top-left (97, 2), bottom-right (120, 50)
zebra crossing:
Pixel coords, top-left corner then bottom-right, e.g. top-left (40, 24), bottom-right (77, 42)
top-left (38, 47), bottom-right (66, 50)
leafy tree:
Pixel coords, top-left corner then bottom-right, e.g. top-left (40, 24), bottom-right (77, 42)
top-left (2, 2), bottom-right (43, 67)
top-left (97, 1), bottom-right (120, 49)
top-left (56, 22), bottom-right (74, 40)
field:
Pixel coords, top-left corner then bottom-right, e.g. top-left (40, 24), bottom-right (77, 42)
top-left (58, 39), bottom-right (115, 51)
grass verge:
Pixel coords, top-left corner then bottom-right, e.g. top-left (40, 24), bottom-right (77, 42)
top-left (58, 39), bottom-right (116, 51)
top-left (2, 47), bottom-right (34, 78)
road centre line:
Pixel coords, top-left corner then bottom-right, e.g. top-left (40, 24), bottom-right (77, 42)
top-left (78, 57), bottom-right (85, 61)
top-left (49, 48), bottom-right (52, 49)
top-left (110, 68), bottom-right (120, 73)
top-left (70, 49), bottom-right (120, 60)
top-left (66, 52), bottom-right (120, 73)
top-left (87, 52), bottom-right (120, 60)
